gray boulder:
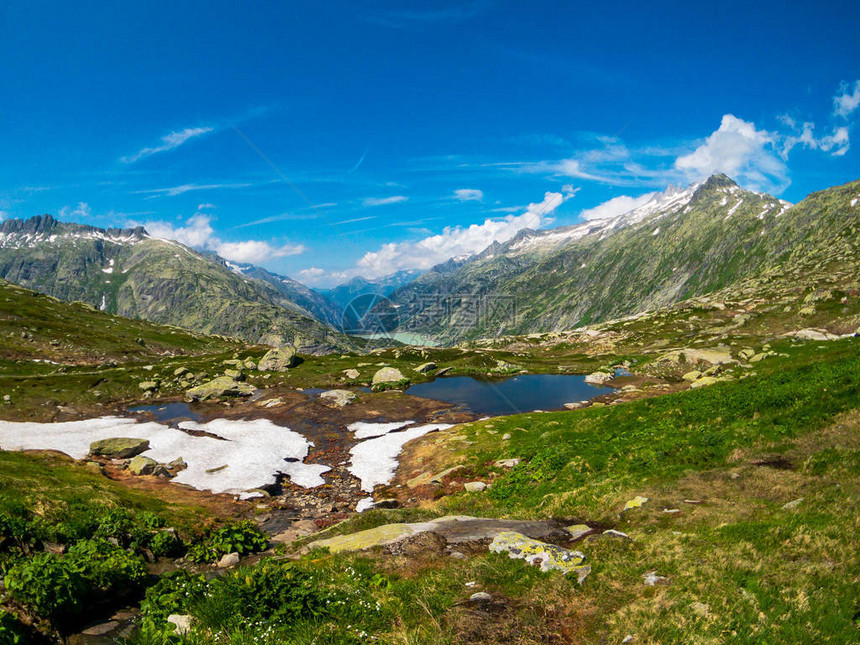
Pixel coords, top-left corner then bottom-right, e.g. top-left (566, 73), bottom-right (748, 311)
top-left (319, 389), bottom-right (356, 408)
top-left (372, 367), bottom-right (409, 390)
top-left (186, 376), bottom-right (256, 401)
top-left (89, 437), bottom-right (150, 459)
top-left (257, 347), bottom-right (297, 371)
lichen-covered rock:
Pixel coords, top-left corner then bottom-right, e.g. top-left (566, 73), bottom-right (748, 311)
top-left (464, 481), bottom-right (487, 492)
top-left (682, 370), bottom-right (702, 382)
top-left (489, 531), bottom-right (591, 582)
top-left (138, 381), bottom-right (158, 391)
top-left (128, 455), bottom-right (159, 475)
top-left (319, 389), bottom-right (356, 408)
top-left (415, 362), bottom-right (437, 373)
top-left (185, 376), bottom-right (256, 401)
top-left (344, 368), bottom-right (360, 380)
top-left (371, 367), bottom-right (409, 390)
top-left (89, 437), bottom-right (150, 459)
top-left (623, 495), bottom-right (649, 511)
top-left (257, 347), bottom-right (297, 371)
top-left (223, 368), bottom-right (244, 380)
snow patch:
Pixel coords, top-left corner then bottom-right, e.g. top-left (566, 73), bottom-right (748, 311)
top-left (652, 227), bottom-right (660, 236)
top-left (99, 295), bottom-right (106, 311)
top-left (725, 199), bottom-right (743, 219)
top-left (347, 420), bottom-right (414, 440)
top-left (0, 416), bottom-right (328, 495)
top-left (355, 497), bottom-right (376, 513)
top-left (349, 423), bottom-right (452, 492)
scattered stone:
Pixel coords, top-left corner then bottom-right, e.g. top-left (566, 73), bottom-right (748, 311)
top-left (564, 401), bottom-right (584, 409)
top-left (565, 524), bottom-right (597, 540)
top-left (622, 635), bottom-right (635, 644)
top-left (344, 368), bottom-right (360, 379)
top-left (371, 367), bottom-right (409, 390)
top-left (494, 458), bottom-right (521, 468)
top-left (186, 376), bottom-right (255, 401)
top-left (682, 370), bottom-right (702, 382)
top-left (128, 455), bottom-right (159, 476)
top-left (602, 529), bottom-right (632, 540)
top-left (468, 592), bottom-right (493, 603)
top-left (585, 371), bottom-right (613, 385)
top-left (319, 389), bottom-right (356, 408)
top-left (173, 367), bottom-right (188, 377)
top-left (782, 498), bottom-right (804, 510)
top-left (464, 481), bottom-right (487, 492)
top-left (217, 552), bottom-right (240, 568)
top-left (89, 437), bottom-right (150, 459)
top-left (449, 551), bottom-right (467, 560)
top-left (738, 347), bottom-right (756, 361)
top-left (138, 381), bottom-right (158, 391)
top-left (643, 571), bottom-right (666, 586)
top-left (2, 394), bottom-right (11, 403)
top-left (407, 465), bottom-right (465, 488)
top-left (167, 614), bottom-right (194, 636)
top-left (662, 508), bottom-right (681, 514)
top-left (489, 531), bottom-right (591, 582)
top-left (257, 347), bottom-right (297, 371)
top-left (690, 376), bottom-right (722, 388)
top-left (623, 496), bottom-right (649, 511)
top-left (223, 368), bottom-right (243, 380)
top-left (415, 362), bottom-right (437, 373)
top-left (501, 433), bottom-right (511, 440)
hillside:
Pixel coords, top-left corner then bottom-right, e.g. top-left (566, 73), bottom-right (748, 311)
top-left (0, 216), bottom-right (348, 353)
top-left (392, 175), bottom-right (860, 341)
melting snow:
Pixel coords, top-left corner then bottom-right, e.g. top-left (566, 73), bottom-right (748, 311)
top-left (0, 416), bottom-right (328, 495)
top-left (348, 420), bottom-right (414, 440)
top-left (355, 497), bottom-right (376, 512)
top-left (851, 196), bottom-right (859, 207)
top-left (99, 295), bottom-right (106, 311)
top-left (652, 227), bottom-right (660, 236)
top-left (349, 423), bottom-right (452, 492)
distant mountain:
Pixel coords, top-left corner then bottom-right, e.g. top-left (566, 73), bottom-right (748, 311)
top-left (322, 269), bottom-right (423, 311)
top-left (0, 216), bottom-right (348, 353)
top-left (391, 174), bottom-right (860, 341)
top-left (211, 257), bottom-right (342, 327)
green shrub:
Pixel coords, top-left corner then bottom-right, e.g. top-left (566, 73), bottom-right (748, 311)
top-left (148, 529), bottom-right (184, 559)
top-left (187, 520), bottom-right (268, 563)
top-left (4, 538), bottom-right (147, 629)
top-left (0, 609), bottom-right (30, 644)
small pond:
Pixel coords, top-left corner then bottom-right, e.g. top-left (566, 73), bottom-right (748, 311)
top-left (406, 373), bottom-right (612, 416)
top-left (127, 402), bottom-right (202, 425)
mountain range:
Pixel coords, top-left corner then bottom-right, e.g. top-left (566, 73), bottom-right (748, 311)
top-left (1, 173), bottom-right (858, 350)
top-left (0, 215), bottom-right (347, 353)
top-left (390, 174), bottom-right (860, 341)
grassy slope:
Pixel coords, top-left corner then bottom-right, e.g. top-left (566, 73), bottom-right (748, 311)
top-left (304, 337), bottom-right (860, 644)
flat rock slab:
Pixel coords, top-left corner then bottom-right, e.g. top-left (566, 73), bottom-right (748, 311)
top-left (307, 515), bottom-right (570, 553)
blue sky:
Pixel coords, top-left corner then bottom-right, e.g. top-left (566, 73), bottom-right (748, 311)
top-left (1, 1), bottom-right (859, 286)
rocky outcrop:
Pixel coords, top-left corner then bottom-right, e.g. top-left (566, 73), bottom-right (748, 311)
top-left (307, 516), bottom-right (570, 553)
top-left (489, 531), bottom-right (591, 582)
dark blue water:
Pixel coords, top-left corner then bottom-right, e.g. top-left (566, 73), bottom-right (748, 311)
top-left (406, 374), bottom-right (612, 416)
top-left (128, 402), bottom-right (202, 425)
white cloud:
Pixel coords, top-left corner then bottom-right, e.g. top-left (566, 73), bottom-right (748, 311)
top-left (453, 188), bottom-right (484, 202)
top-left (216, 239), bottom-right (306, 263)
top-left (58, 202), bottom-right (92, 220)
top-left (363, 196), bottom-right (408, 207)
top-left (350, 186), bottom-right (576, 278)
top-left (674, 114), bottom-right (788, 191)
top-left (579, 192), bottom-right (658, 221)
top-left (0, 211), bottom-right (8, 221)
top-left (780, 122), bottom-right (850, 158)
top-left (143, 212), bottom-right (306, 264)
top-left (135, 183), bottom-right (251, 198)
top-left (122, 127), bottom-right (214, 163)
top-left (834, 80), bottom-right (860, 118)
top-left (197, 203), bottom-right (216, 210)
